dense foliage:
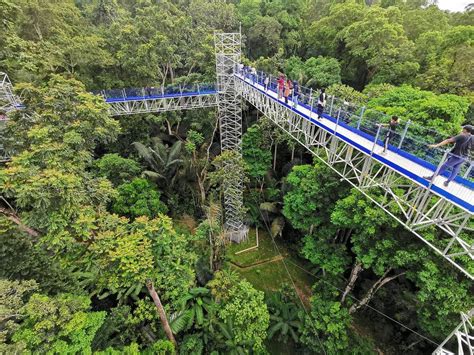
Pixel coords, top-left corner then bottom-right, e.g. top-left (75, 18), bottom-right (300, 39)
top-left (0, 0), bottom-right (472, 353)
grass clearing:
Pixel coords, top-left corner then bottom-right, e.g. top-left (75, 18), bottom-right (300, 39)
top-left (227, 228), bottom-right (316, 306)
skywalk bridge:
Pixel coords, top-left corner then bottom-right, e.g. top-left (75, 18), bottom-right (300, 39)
top-left (1, 70), bottom-right (473, 278)
top-left (235, 71), bottom-right (473, 280)
top-left (95, 83), bottom-right (218, 116)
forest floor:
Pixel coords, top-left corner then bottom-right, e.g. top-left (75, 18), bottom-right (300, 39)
top-left (227, 228), bottom-right (315, 308)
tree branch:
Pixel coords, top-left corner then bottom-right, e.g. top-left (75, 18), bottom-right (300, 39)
top-left (0, 207), bottom-right (39, 237)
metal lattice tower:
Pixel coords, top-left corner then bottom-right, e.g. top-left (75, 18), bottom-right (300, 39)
top-left (0, 72), bottom-right (20, 113)
top-left (0, 72), bottom-right (20, 162)
top-left (434, 309), bottom-right (474, 355)
top-left (214, 32), bottom-right (248, 243)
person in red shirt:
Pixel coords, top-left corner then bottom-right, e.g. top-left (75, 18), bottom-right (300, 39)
top-left (277, 75), bottom-right (285, 100)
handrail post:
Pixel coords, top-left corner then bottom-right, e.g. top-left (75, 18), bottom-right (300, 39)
top-left (161, 86), bottom-right (164, 96)
top-left (122, 89), bottom-right (126, 99)
top-left (308, 88), bottom-right (313, 114)
top-left (329, 95), bottom-right (335, 116)
top-left (398, 119), bottom-right (411, 148)
top-left (357, 106), bottom-right (365, 130)
top-left (335, 109), bottom-right (341, 135)
top-left (463, 162), bottom-right (472, 179)
top-left (371, 124), bottom-right (382, 156)
top-left (197, 84), bottom-right (200, 94)
top-left (428, 149), bottom-right (450, 188)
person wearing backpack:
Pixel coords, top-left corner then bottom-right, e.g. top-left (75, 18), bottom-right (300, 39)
top-left (316, 88), bottom-right (326, 120)
top-left (424, 125), bottom-right (473, 187)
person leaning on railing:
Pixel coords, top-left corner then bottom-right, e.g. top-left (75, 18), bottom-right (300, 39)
top-left (424, 125), bottom-right (473, 187)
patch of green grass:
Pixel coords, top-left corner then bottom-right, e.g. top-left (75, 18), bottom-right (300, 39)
top-left (233, 257), bottom-right (315, 298)
top-left (227, 228), bottom-right (279, 267)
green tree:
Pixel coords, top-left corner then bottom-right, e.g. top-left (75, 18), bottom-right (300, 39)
top-left (0, 75), bottom-right (119, 237)
top-left (112, 178), bottom-right (168, 219)
top-left (95, 153), bottom-right (141, 186)
top-left (247, 16), bottom-right (283, 59)
top-left (343, 7), bottom-right (419, 85)
top-left (300, 283), bottom-right (351, 353)
top-left (12, 293), bottom-right (105, 353)
top-left (242, 124), bottom-right (272, 187)
top-left (285, 55), bottom-right (342, 88)
top-left (266, 292), bottom-right (302, 344)
top-left (365, 84), bottom-right (469, 135)
top-left (283, 161), bottom-right (348, 233)
top-left (208, 270), bottom-right (270, 352)
top-left (0, 279), bottom-right (38, 353)
top-left (133, 138), bottom-right (183, 188)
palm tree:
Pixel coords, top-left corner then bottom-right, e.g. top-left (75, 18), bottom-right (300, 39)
top-left (169, 287), bottom-right (215, 333)
top-left (267, 293), bottom-right (303, 344)
top-left (215, 317), bottom-right (254, 355)
top-left (132, 137), bottom-right (183, 187)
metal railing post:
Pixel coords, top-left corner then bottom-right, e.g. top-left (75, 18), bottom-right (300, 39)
top-left (357, 106), bottom-right (365, 130)
top-left (197, 84), bottom-right (200, 94)
top-left (122, 89), bottom-right (126, 99)
top-left (428, 149), bottom-right (450, 188)
top-left (161, 86), bottom-right (164, 96)
top-left (463, 162), bottom-right (472, 179)
top-left (398, 119), bottom-right (411, 148)
top-left (329, 95), bottom-right (335, 116)
top-left (371, 124), bottom-right (382, 156)
top-left (335, 109), bottom-right (341, 135)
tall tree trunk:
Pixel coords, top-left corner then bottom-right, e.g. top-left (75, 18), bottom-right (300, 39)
top-left (273, 143), bottom-right (278, 171)
top-left (146, 281), bottom-right (177, 348)
top-left (341, 260), bottom-right (363, 303)
top-left (349, 269), bottom-right (406, 314)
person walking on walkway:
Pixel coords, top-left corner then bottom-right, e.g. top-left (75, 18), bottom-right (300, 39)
top-left (424, 125), bottom-right (473, 187)
top-left (292, 81), bottom-right (299, 108)
top-left (378, 116), bottom-right (399, 155)
top-left (277, 75), bottom-right (285, 100)
top-left (264, 76), bottom-right (270, 91)
top-left (251, 67), bottom-right (257, 84)
top-left (284, 79), bottom-right (293, 104)
top-left (316, 88), bottom-right (326, 120)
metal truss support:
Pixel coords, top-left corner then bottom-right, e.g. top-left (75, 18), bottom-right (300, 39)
top-left (235, 78), bottom-right (474, 279)
top-left (434, 309), bottom-right (474, 355)
top-left (106, 94), bottom-right (218, 116)
top-left (0, 72), bottom-right (20, 113)
top-left (0, 72), bottom-right (21, 162)
top-left (214, 32), bottom-right (248, 243)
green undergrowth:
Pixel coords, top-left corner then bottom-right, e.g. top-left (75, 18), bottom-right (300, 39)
top-left (227, 228), bottom-right (280, 267)
top-left (227, 229), bottom-right (315, 305)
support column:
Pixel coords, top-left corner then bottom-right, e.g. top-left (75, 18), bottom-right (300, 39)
top-left (0, 72), bottom-right (20, 162)
top-left (214, 32), bottom-right (248, 243)
top-left (433, 309), bottom-right (474, 355)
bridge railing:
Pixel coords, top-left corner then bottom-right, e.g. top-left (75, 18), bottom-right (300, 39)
top-left (240, 69), bottom-right (473, 185)
top-left (93, 83), bottom-right (217, 101)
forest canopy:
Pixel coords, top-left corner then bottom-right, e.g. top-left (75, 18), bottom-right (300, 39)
top-left (0, 0), bottom-right (473, 354)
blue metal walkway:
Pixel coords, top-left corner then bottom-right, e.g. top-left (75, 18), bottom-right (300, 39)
top-left (237, 71), bottom-right (473, 214)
